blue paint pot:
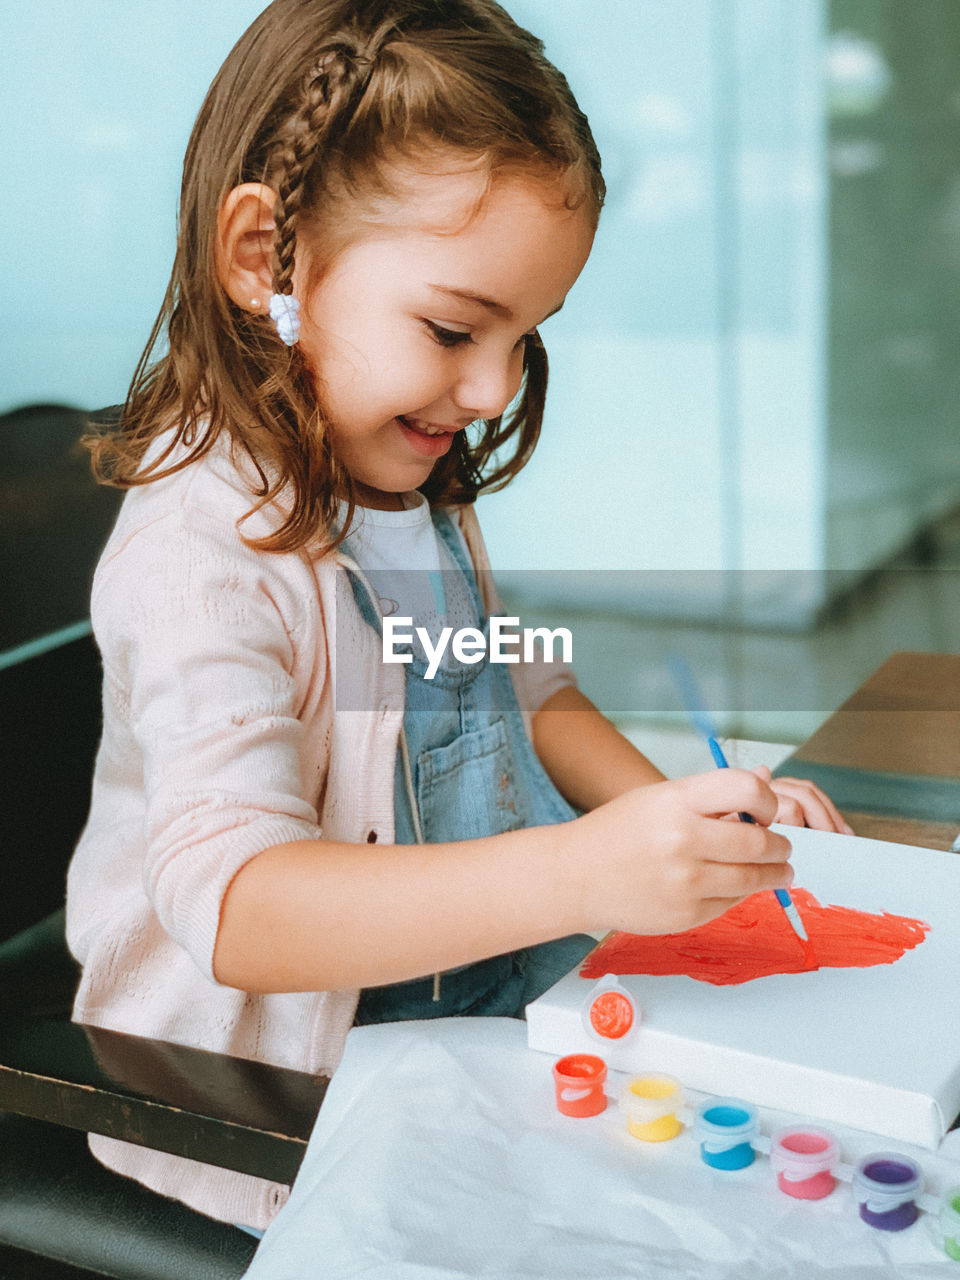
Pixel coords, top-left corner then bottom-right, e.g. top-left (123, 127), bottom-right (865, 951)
top-left (853, 1154), bottom-right (923, 1231)
top-left (693, 1098), bottom-right (757, 1170)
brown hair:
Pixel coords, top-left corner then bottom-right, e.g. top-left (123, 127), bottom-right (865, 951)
top-left (86, 0), bottom-right (604, 553)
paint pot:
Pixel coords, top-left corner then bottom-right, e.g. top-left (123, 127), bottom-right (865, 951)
top-left (939, 1187), bottom-right (960, 1260)
top-left (693, 1098), bottom-right (757, 1170)
top-left (582, 974), bottom-right (639, 1043)
top-left (620, 1074), bottom-right (683, 1142)
top-left (552, 1054), bottom-right (607, 1118)
top-left (853, 1153), bottom-right (923, 1231)
top-left (770, 1126), bottom-right (839, 1200)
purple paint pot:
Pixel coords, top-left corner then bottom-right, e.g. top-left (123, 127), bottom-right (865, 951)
top-left (853, 1153), bottom-right (923, 1231)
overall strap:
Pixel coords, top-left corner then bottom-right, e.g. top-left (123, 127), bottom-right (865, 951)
top-left (430, 508), bottom-right (487, 623)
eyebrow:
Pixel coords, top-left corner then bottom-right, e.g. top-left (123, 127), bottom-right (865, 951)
top-left (426, 284), bottom-right (565, 324)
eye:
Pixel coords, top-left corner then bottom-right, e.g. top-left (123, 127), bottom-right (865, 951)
top-left (423, 320), bottom-right (473, 348)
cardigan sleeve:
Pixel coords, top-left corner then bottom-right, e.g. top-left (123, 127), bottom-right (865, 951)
top-left (91, 504), bottom-right (326, 982)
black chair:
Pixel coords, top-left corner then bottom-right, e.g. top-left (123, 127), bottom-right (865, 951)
top-left (0, 406), bottom-right (326, 1279)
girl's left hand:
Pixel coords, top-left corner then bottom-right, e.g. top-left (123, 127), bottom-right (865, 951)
top-left (754, 764), bottom-right (855, 834)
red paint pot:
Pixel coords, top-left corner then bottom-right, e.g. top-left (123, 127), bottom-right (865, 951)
top-left (589, 989), bottom-right (635, 1039)
top-left (770, 1126), bottom-right (839, 1200)
top-left (581, 975), bottom-right (640, 1043)
top-left (553, 1053), bottom-right (607, 1118)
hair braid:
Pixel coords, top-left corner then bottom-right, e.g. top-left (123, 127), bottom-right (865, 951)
top-left (271, 43), bottom-right (377, 296)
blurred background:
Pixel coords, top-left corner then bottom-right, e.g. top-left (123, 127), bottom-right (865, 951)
top-left (3, 0), bottom-right (959, 770)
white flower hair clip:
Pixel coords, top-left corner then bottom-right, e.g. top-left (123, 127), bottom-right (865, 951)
top-left (269, 292), bottom-right (301, 346)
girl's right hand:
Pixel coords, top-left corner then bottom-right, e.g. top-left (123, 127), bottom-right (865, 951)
top-left (572, 769), bottom-right (793, 936)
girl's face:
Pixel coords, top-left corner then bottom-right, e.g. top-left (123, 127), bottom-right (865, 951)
top-left (295, 162), bottom-right (595, 509)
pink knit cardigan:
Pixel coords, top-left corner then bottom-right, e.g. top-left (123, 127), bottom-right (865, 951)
top-left (66, 438), bottom-right (571, 1228)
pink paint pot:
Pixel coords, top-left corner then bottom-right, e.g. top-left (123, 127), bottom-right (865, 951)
top-left (553, 1054), bottom-right (607, 1118)
top-left (770, 1126), bottom-right (839, 1200)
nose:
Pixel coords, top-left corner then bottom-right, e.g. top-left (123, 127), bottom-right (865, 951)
top-left (450, 345), bottom-right (524, 421)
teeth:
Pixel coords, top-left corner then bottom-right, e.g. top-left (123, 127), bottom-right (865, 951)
top-left (402, 417), bottom-right (448, 436)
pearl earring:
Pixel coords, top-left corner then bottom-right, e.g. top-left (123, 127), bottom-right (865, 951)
top-left (250, 297), bottom-right (261, 310)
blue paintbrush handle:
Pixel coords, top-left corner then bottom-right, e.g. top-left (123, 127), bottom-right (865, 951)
top-left (708, 737), bottom-right (757, 825)
top-left (670, 651), bottom-right (811, 948)
top-left (708, 738), bottom-right (808, 941)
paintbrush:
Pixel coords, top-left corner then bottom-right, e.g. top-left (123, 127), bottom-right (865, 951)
top-left (669, 655), bottom-right (817, 961)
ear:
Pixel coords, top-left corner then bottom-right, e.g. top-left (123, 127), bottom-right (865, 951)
top-left (215, 183), bottom-right (277, 310)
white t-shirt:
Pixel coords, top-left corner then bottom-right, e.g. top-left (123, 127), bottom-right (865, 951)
top-left (341, 493), bottom-right (478, 651)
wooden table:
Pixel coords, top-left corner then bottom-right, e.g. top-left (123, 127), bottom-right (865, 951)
top-left (775, 650), bottom-right (960, 851)
top-left (1, 651), bottom-right (956, 1185)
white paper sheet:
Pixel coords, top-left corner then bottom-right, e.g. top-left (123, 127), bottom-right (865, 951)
top-left (528, 827), bottom-right (960, 1148)
top-left (244, 1018), bottom-right (960, 1279)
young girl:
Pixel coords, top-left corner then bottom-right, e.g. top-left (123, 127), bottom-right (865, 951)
top-left (68, 0), bottom-right (848, 1231)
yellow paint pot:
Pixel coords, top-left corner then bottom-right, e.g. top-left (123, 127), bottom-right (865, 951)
top-left (621, 1073), bottom-right (684, 1142)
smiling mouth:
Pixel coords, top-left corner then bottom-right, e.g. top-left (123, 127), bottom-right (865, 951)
top-left (395, 415), bottom-right (459, 459)
top-left (396, 415), bottom-right (457, 436)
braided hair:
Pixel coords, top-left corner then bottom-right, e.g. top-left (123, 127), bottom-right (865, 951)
top-left (88, 0), bottom-right (604, 553)
top-left (270, 42), bottom-right (377, 299)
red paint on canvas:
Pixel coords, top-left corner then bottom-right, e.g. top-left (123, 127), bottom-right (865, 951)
top-left (580, 888), bottom-right (929, 986)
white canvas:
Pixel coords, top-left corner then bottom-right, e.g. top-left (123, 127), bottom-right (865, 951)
top-left (527, 826), bottom-right (960, 1149)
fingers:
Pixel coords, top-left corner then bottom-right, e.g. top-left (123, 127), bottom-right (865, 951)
top-left (749, 765), bottom-right (854, 833)
top-left (701, 812), bottom-right (793, 866)
top-left (688, 822), bottom-right (795, 925)
top-left (592, 776), bottom-right (801, 937)
top-left (768, 776), bottom-right (854, 834)
top-left (697, 852), bottom-right (795, 901)
top-left (662, 841), bottom-right (795, 932)
top-left (676, 768), bottom-right (780, 827)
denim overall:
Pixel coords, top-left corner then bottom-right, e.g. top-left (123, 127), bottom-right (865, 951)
top-left (344, 509), bottom-right (594, 1024)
